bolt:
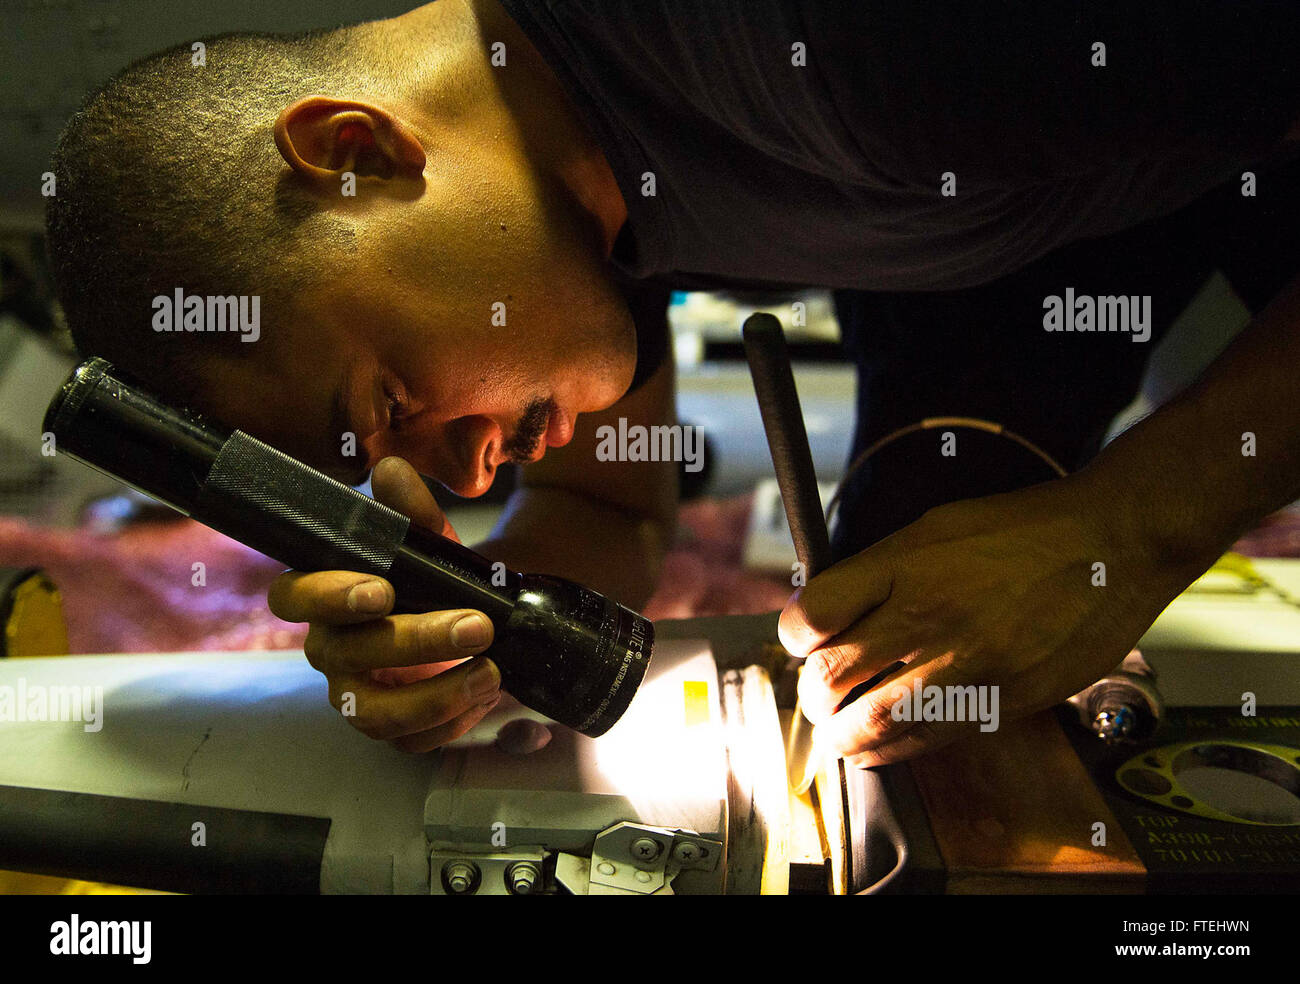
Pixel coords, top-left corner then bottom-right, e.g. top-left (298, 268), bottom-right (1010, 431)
top-left (1095, 706), bottom-right (1134, 741)
top-left (443, 860), bottom-right (480, 895)
top-left (631, 837), bottom-right (662, 861)
top-left (596, 861), bottom-right (616, 876)
top-left (507, 862), bottom-right (541, 895)
top-left (672, 841), bottom-right (703, 864)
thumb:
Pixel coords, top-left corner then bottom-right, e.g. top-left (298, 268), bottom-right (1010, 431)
top-left (371, 457), bottom-right (460, 543)
top-left (778, 547), bottom-right (894, 658)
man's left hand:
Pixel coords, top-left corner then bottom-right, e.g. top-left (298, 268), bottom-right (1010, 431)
top-left (778, 475), bottom-right (1195, 767)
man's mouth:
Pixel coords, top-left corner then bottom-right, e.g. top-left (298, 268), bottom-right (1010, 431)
top-left (497, 396), bottom-right (571, 467)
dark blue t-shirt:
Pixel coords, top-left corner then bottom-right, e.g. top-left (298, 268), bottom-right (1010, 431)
top-left (498, 2), bottom-right (1300, 557)
top-left (500, 0), bottom-right (1300, 298)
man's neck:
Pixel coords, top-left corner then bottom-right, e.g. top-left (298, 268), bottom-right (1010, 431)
top-left (395, 0), bottom-right (628, 258)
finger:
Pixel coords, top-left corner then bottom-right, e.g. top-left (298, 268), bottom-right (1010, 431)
top-left (778, 549), bottom-right (894, 658)
top-left (796, 616), bottom-right (919, 724)
top-left (269, 569), bottom-right (394, 625)
top-left (843, 720), bottom-right (961, 768)
top-left (372, 456), bottom-right (458, 541)
top-left (819, 651), bottom-right (1011, 762)
top-left (388, 694), bottom-right (502, 753)
top-left (303, 609), bottom-right (494, 674)
top-left (843, 657), bottom-right (1098, 767)
top-left (326, 656), bottom-right (501, 740)
top-left (369, 661), bottom-right (461, 687)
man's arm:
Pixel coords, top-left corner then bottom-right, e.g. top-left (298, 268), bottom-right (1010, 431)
top-left (1081, 269), bottom-right (1300, 577)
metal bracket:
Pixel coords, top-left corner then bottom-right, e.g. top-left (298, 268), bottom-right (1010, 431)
top-left (562, 821), bottom-right (723, 896)
top-left (429, 847), bottom-right (548, 895)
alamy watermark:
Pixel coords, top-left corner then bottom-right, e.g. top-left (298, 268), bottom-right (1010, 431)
top-left (1043, 289), bottom-right (1151, 343)
top-left (595, 418), bottom-right (704, 472)
top-left (0, 677), bottom-right (102, 732)
top-left (50, 915), bottom-right (150, 964)
top-left (152, 288), bottom-right (260, 343)
top-left (890, 679), bottom-right (999, 733)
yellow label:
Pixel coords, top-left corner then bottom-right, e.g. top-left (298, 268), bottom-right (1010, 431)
top-left (683, 680), bottom-right (709, 727)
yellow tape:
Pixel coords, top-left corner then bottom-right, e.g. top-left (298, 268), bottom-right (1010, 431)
top-left (683, 680), bottom-right (710, 727)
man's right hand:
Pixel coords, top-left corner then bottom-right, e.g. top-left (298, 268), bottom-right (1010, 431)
top-left (267, 457), bottom-right (502, 753)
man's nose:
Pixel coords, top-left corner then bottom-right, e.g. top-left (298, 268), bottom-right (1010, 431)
top-left (396, 416), bottom-right (499, 499)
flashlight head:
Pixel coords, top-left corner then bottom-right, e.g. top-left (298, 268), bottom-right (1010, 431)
top-left (495, 574), bottom-right (653, 737)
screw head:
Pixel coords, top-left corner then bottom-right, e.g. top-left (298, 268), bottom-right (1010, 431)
top-left (672, 841), bottom-right (704, 864)
top-left (630, 837), bottom-right (662, 861)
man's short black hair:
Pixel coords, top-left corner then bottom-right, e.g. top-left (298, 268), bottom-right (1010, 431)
top-left (45, 29), bottom-right (363, 402)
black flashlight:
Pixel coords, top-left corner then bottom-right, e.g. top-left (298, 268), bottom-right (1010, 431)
top-left (44, 358), bottom-right (653, 736)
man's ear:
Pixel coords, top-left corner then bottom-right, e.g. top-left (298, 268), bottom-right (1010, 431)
top-left (274, 96), bottom-right (427, 184)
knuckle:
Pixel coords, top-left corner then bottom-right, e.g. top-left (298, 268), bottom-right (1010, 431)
top-left (322, 623), bottom-right (389, 674)
top-left (861, 691), bottom-right (899, 733)
top-left (353, 706), bottom-right (399, 740)
top-left (779, 601), bottom-right (818, 655)
top-left (326, 679), bottom-right (355, 714)
top-left (302, 627), bottom-right (327, 669)
top-left (266, 576), bottom-right (297, 619)
top-left (829, 703), bottom-right (891, 759)
top-left (314, 630), bottom-right (349, 672)
top-left (810, 643), bottom-right (854, 692)
top-left (413, 615), bottom-right (446, 660)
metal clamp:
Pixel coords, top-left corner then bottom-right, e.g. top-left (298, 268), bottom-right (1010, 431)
top-left (557, 821), bottom-right (723, 896)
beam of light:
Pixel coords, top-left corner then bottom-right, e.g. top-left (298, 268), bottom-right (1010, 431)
top-left (590, 645), bottom-right (727, 820)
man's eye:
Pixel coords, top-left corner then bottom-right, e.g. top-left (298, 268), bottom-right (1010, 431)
top-left (385, 390), bottom-right (407, 428)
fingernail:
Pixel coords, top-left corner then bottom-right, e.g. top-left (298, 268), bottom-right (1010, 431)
top-left (347, 580), bottom-right (389, 613)
top-left (451, 613), bottom-right (491, 650)
top-left (465, 657), bottom-right (500, 698)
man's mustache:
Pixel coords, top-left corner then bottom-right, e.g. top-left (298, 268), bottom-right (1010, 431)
top-left (501, 396), bottom-right (557, 464)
